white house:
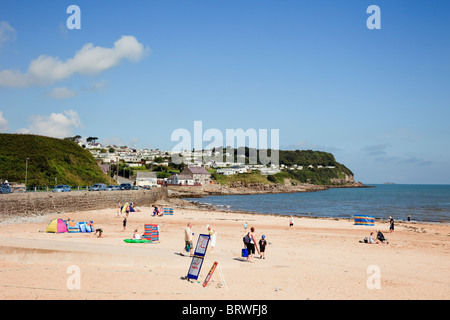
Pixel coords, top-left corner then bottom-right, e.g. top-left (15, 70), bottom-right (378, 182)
top-left (136, 172), bottom-right (158, 187)
top-left (167, 174), bottom-right (194, 186)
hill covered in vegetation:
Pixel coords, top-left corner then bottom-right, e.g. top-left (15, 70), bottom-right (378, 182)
top-left (0, 134), bottom-right (110, 187)
top-left (212, 148), bottom-right (356, 186)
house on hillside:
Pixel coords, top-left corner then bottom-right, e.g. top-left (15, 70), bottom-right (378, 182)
top-left (167, 174), bottom-right (194, 186)
top-left (181, 166), bottom-right (212, 185)
top-left (136, 171), bottom-right (158, 187)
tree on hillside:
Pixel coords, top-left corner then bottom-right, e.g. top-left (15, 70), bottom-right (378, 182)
top-left (64, 135), bottom-right (82, 143)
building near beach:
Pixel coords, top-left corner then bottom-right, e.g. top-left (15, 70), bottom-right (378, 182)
top-left (181, 166), bottom-right (211, 185)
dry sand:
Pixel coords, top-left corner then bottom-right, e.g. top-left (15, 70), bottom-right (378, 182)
top-left (0, 198), bottom-right (449, 300)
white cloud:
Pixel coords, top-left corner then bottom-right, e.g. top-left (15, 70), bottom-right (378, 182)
top-left (0, 111), bottom-right (9, 132)
top-left (45, 87), bottom-right (77, 99)
top-left (0, 35), bottom-right (149, 87)
top-left (0, 21), bottom-right (16, 50)
top-left (17, 109), bottom-right (82, 138)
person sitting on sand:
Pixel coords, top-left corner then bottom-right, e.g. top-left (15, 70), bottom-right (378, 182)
top-left (132, 229), bottom-right (141, 239)
top-left (153, 205), bottom-right (162, 217)
top-left (368, 232), bottom-right (381, 244)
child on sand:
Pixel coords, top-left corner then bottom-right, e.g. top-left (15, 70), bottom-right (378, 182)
top-left (259, 235), bottom-right (267, 259)
top-left (132, 229), bottom-right (141, 239)
top-left (123, 217), bottom-right (127, 231)
top-left (94, 228), bottom-right (103, 238)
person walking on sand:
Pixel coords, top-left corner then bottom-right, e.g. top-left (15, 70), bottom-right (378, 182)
top-left (259, 235), bottom-right (267, 259)
top-left (122, 217), bottom-right (127, 231)
top-left (245, 227), bottom-right (257, 262)
top-left (116, 202), bottom-right (121, 217)
top-left (207, 225), bottom-right (216, 253)
top-left (389, 216), bottom-right (395, 233)
top-left (289, 215), bottom-right (294, 228)
top-left (183, 222), bottom-right (194, 256)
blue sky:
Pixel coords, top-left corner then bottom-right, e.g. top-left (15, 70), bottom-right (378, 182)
top-left (0, 0), bottom-right (449, 184)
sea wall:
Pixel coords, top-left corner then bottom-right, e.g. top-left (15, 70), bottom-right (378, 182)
top-left (0, 188), bottom-right (168, 220)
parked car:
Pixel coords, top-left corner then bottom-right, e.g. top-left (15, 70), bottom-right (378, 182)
top-left (89, 183), bottom-right (107, 191)
top-left (106, 185), bottom-right (120, 191)
top-left (52, 185), bottom-right (71, 192)
top-left (0, 183), bottom-right (12, 194)
top-left (119, 183), bottom-right (132, 190)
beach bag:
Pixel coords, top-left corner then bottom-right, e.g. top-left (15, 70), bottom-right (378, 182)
top-left (241, 248), bottom-right (248, 257)
top-left (377, 231), bottom-right (386, 242)
top-left (243, 233), bottom-right (251, 244)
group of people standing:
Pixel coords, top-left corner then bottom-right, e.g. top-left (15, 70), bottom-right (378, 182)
top-left (182, 221), bottom-right (268, 263)
top-left (243, 224), bottom-right (267, 262)
top-left (182, 222), bottom-right (217, 257)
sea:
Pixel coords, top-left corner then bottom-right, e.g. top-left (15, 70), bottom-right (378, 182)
top-left (185, 184), bottom-right (450, 223)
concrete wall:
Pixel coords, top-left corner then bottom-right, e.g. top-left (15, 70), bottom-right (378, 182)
top-left (0, 188), bottom-right (168, 220)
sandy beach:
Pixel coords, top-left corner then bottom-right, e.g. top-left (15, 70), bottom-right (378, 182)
top-left (0, 197), bottom-right (449, 301)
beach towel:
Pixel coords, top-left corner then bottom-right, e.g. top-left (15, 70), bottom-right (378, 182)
top-left (79, 222), bottom-right (87, 233)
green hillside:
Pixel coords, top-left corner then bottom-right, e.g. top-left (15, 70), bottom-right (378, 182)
top-left (0, 134), bottom-right (110, 187)
top-left (212, 148), bottom-right (355, 186)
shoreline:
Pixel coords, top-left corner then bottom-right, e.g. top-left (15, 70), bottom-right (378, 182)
top-left (180, 197), bottom-right (450, 226)
top-left (167, 182), bottom-right (373, 198)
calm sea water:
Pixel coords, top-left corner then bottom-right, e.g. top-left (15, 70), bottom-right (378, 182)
top-left (187, 184), bottom-right (450, 223)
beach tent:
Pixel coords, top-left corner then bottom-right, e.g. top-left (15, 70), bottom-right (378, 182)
top-left (354, 215), bottom-right (375, 226)
top-left (67, 220), bottom-right (80, 233)
top-left (46, 218), bottom-right (68, 233)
